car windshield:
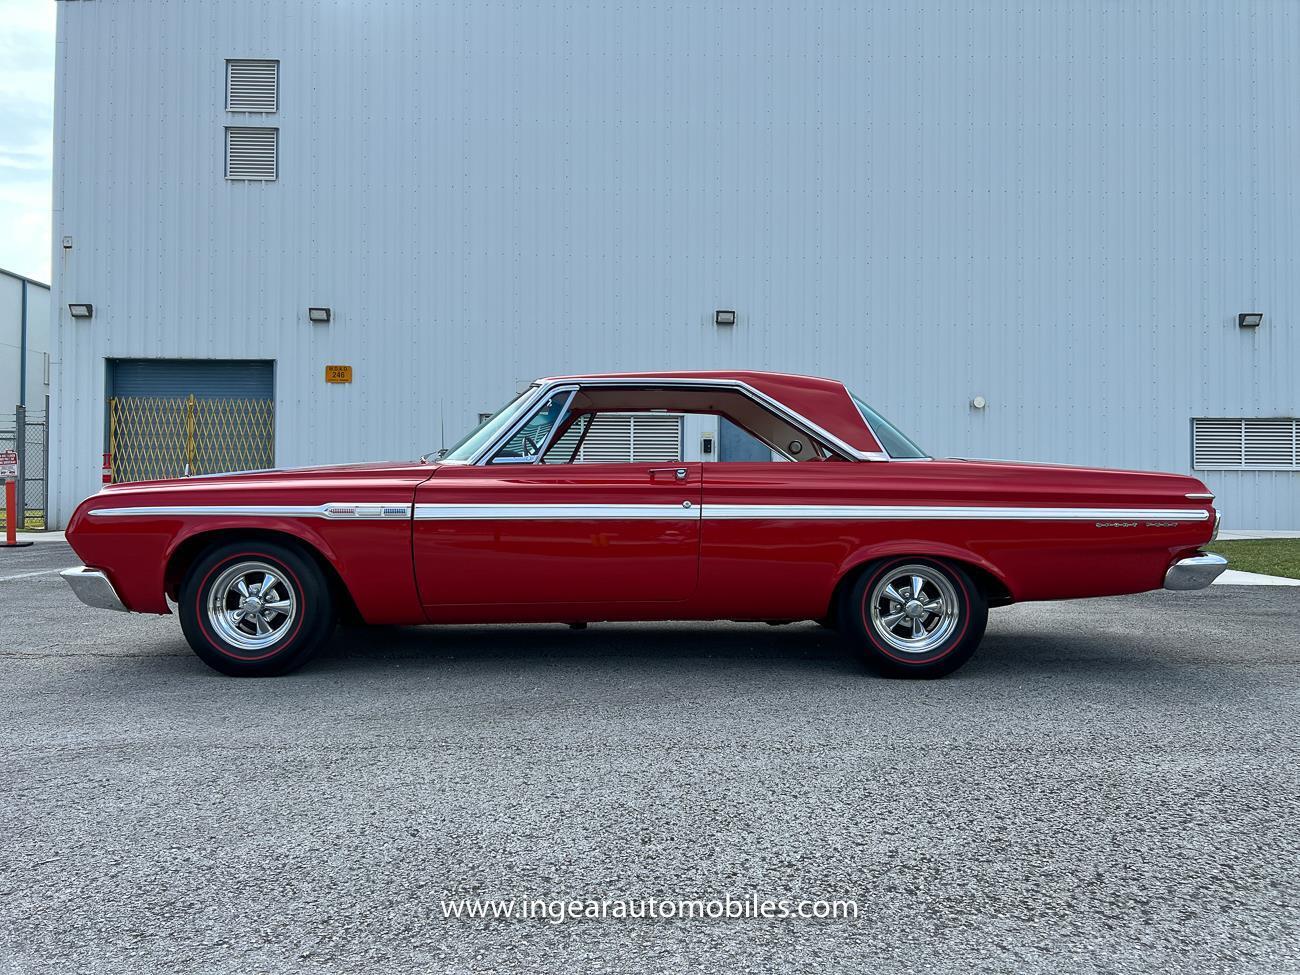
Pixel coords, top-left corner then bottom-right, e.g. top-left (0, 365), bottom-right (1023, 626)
top-left (439, 385), bottom-right (540, 463)
top-left (850, 393), bottom-right (928, 459)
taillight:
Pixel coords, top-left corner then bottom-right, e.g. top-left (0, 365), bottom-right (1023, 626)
top-left (1210, 508), bottom-right (1221, 541)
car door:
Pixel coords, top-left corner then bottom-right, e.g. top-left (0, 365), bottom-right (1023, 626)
top-left (699, 461), bottom-right (872, 619)
top-left (413, 461), bottom-right (702, 618)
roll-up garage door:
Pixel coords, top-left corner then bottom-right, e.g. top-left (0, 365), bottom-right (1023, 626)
top-left (107, 359), bottom-right (275, 482)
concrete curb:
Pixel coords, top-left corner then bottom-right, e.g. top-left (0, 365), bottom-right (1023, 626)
top-left (1213, 569), bottom-right (1300, 587)
top-left (15, 531), bottom-right (66, 544)
top-left (1218, 531), bottom-right (1300, 540)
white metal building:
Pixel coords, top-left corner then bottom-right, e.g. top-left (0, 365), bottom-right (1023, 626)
top-left (49, 0), bottom-right (1300, 527)
top-left (0, 267), bottom-right (50, 415)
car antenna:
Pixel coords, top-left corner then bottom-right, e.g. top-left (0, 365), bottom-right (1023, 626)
top-left (422, 406), bottom-right (446, 464)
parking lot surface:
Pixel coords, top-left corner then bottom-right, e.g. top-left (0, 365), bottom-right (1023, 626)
top-left (1, 541), bottom-right (1298, 974)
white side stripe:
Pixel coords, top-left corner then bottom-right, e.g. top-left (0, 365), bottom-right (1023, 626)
top-left (87, 502), bottom-right (1209, 523)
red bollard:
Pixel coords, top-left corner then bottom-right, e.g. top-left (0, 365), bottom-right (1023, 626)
top-left (3, 471), bottom-right (34, 549)
top-left (4, 479), bottom-right (14, 545)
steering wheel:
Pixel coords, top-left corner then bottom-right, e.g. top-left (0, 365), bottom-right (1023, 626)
top-left (522, 433), bottom-right (541, 457)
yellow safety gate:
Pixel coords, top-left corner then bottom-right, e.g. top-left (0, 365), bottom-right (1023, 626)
top-left (108, 395), bottom-right (275, 483)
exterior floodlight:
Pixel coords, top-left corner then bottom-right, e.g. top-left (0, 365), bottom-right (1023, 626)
top-left (69, 303), bottom-right (94, 319)
top-left (308, 307), bottom-right (332, 324)
top-left (714, 309), bottom-right (736, 326)
top-left (1238, 313), bottom-right (1262, 328)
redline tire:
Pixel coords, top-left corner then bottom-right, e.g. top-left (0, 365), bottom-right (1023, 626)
top-left (178, 541), bottom-right (335, 677)
top-left (841, 557), bottom-right (987, 679)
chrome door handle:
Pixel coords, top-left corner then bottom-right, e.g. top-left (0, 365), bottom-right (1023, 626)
top-left (649, 467), bottom-right (689, 482)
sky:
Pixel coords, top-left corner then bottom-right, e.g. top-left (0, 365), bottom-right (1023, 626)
top-left (0, 0), bottom-right (55, 284)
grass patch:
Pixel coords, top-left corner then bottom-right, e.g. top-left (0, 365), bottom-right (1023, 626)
top-left (1206, 538), bottom-right (1300, 580)
top-left (0, 509), bottom-right (46, 530)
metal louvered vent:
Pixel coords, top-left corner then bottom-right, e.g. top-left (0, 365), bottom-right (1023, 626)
top-left (225, 127), bottom-right (278, 181)
top-left (577, 414), bottom-right (682, 464)
top-left (630, 414), bottom-right (684, 463)
top-left (226, 60), bottom-right (279, 112)
top-left (545, 421), bottom-right (584, 462)
top-left (1193, 418), bottom-right (1300, 470)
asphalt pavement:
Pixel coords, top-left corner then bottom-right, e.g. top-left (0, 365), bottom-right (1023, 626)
top-left (1, 541), bottom-right (1297, 974)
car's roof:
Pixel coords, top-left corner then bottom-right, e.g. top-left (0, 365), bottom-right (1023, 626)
top-left (536, 370), bottom-right (883, 456)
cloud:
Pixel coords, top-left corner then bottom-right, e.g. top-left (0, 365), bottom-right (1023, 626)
top-left (0, 0), bottom-right (55, 283)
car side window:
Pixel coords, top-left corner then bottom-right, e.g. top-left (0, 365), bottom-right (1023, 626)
top-left (715, 417), bottom-right (784, 462)
top-left (484, 385), bottom-right (836, 465)
top-left (492, 393), bottom-right (572, 463)
top-left (538, 409), bottom-right (801, 464)
top-left (543, 414), bottom-right (593, 463)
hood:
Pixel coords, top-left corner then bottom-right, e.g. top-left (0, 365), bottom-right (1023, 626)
top-left (98, 460), bottom-right (430, 492)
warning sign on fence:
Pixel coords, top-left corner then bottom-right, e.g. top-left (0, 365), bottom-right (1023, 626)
top-left (0, 449), bottom-right (17, 481)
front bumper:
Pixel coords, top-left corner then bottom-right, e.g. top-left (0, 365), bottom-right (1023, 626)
top-left (61, 566), bottom-right (130, 612)
top-left (1164, 553), bottom-right (1228, 591)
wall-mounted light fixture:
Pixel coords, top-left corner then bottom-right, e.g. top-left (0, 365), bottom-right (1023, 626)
top-left (714, 309), bottom-right (736, 326)
top-left (1238, 313), bottom-right (1262, 329)
top-left (68, 303), bottom-right (94, 319)
top-left (308, 307), bottom-right (332, 324)
top-left (971, 396), bottom-right (988, 410)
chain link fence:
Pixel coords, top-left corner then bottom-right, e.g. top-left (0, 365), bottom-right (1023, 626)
top-left (0, 398), bottom-right (49, 530)
top-left (108, 395), bottom-right (275, 482)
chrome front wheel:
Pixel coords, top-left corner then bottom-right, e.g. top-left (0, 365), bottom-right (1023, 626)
top-left (180, 541), bottom-right (335, 677)
top-left (206, 560), bottom-right (299, 652)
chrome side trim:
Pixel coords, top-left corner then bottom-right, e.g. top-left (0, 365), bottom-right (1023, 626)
top-left (61, 566), bottom-right (129, 612)
top-left (414, 503), bottom-right (700, 520)
top-left (1185, 492), bottom-right (1215, 500)
top-left (702, 504), bottom-right (1210, 522)
top-left (87, 502), bottom-right (413, 520)
top-left (85, 502), bottom-right (1210, 523)
top-left (469, 377), bottom-right (890, 465)
top-left (319, 503), bottom-right (414, 520)
top-left (1163, 553), bottom-right (1228, 591)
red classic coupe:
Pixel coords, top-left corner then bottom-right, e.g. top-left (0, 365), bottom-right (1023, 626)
top-left (63, 371), bottom-right (1225, 678)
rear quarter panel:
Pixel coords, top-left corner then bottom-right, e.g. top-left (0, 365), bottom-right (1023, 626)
top-left (697, 460), bottom-right (1214, 619)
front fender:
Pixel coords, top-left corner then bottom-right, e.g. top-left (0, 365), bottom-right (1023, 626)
top-left (162, 517), bottom-right (345, 588)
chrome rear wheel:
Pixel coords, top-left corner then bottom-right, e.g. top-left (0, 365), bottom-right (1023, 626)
top-left (843, 556), bottom-right (988, 678)
top-left (867, 563), bottom-right (960, 655)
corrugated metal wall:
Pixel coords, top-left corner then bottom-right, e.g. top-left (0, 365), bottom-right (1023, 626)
top-left (0, 271), bottom-right (51, 412)
top-left (51, 0), bottom-right (1299, 527)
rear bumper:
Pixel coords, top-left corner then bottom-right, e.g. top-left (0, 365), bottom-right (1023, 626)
top-left (1164, 553), bottom-right (1228, 591)
top-left (61, 566), bottom-right (130, 612)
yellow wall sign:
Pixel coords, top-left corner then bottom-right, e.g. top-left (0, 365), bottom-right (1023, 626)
top-left (325, 365), bottom-right (353, 384)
